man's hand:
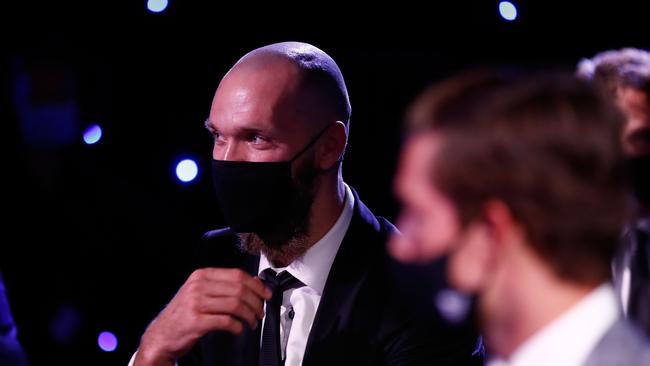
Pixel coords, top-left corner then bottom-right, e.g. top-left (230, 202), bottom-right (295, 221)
top-left (133, 268), bottom-right (271, 366)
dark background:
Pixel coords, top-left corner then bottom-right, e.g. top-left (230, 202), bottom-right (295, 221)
top-left (2, 1), bottom-right (648, 364)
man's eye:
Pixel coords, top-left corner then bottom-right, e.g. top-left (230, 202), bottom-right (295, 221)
top-left (249, 134), bottom-right (267, 145)
top-left (211, 132), bottom-right (226, 144)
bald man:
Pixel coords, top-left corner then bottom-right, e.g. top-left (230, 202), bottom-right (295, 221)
top-left (131, 42), bottom-right (481, 366)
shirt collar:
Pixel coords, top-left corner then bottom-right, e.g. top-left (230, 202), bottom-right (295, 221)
top-left (258, 183), bottom-right (355, 296)
top-left (488, 283), bottom-right (619, 366)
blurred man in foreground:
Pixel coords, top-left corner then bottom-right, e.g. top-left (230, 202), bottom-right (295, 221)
top-left (391, 70), bottom-right (650, 365)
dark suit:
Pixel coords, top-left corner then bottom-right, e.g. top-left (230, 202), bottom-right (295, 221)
top-left (0, 273), bottom-right (28, 366)
top-left (181, 189), bottom-right (482, 366)
top-left (612, 215), bottom-right (650, 338)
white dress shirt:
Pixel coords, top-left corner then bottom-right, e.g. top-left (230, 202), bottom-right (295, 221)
top-left (487, 284), bottom-right (619, 366)
top-left (257, 183), bottom-right (354, 366)
top-left (128, 184), bottom-right (354, 366)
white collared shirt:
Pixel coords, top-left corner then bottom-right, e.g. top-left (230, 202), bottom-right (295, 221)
top-left (129, 184), bottom-right (354, 366)
top-left (488, 284), bottom-right (619, 366)
top-left (257, 183), bottom-right (354, 366)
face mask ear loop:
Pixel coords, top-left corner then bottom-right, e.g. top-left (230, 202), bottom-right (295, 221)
top-left (289, 123), bottom-right (334, 163)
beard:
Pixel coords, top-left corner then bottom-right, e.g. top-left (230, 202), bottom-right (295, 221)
top-left (237, 158), bottom-right (319, 266)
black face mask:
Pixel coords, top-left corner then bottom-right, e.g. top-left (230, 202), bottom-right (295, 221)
top-left (415, 254), bottom-right (476, 325)
top-left (389, 250), bottom-right (483, 356)
top-left (625, 154), bottom-right (650, 208)
top-left (212, 124), bottom-right (333, 233)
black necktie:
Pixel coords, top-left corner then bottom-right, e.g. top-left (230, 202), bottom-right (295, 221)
top-left (260, 269), bottom-right (300, 366)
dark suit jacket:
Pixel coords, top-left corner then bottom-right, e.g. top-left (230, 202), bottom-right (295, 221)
top-left (180, 189), bottom-right (482, 366)
top-left (0, 273), bottom-right (28, 366)
top-left (612, 215), bottom-right (650, 338)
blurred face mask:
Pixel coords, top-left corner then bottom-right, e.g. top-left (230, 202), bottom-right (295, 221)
top-left (211, 124), bottom-right (332, 234)
top-left (388, 237), bottom-right (483, 357)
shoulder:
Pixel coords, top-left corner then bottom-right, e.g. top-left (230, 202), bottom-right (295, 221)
top-left (201, 227), bottom-right (234, 241)
top-left (586, 318), bottom-right (650, 365)
top-left (348, 187), bottom-right (397, 242)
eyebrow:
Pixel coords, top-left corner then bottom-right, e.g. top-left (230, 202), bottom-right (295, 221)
top-left (204, 119), bottom-right (276, 138)
top-left (204, 119), bottom-right (216, 132)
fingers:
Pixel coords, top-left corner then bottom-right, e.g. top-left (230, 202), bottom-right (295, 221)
top-left (195, 281), bottom-right (266, 319)
top-left (183, 268), bottom-right (273, 330)
top-left (190, 268), bottom-right (272, 300)
top-left (196, 296), bottom-right (260, 329)
top-left (199, 314), bottom-right (245, 335)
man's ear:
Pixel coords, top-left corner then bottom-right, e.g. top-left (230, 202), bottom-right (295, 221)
top-left (317, 121), bottom-right (348, 170)
top-left (481, 199), bottom-right (517, 245)
top-left (448, 199), bottom-right (517, 292)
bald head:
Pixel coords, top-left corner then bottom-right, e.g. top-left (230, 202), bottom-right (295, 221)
top-left (223, 42), bottom-right (350, 130)
top-left (207, 42), bottom-right (349, 167)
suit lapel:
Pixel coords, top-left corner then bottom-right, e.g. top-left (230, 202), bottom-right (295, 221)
top-left (233, 254), bottom-right (262, 366)
top-left (302, 190), bottom-right (382, 363)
